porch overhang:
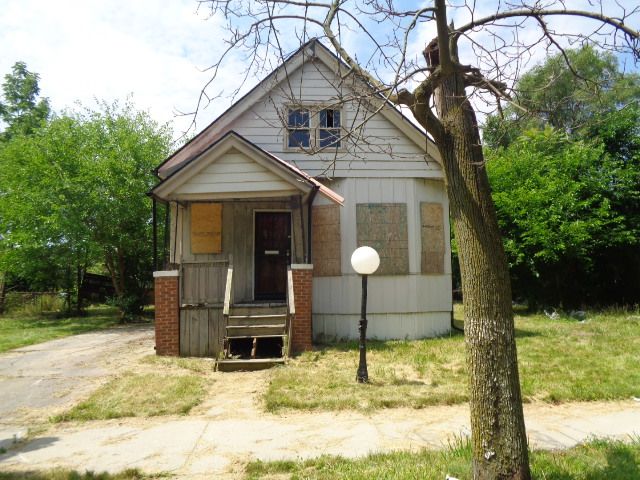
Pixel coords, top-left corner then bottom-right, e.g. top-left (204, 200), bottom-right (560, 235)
top-left (149, 131), bottom-right (343, 206)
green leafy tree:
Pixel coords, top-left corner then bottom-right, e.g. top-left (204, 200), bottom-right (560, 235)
top-left (0, 117), bottom-right (100, 312)
top-left (0, 61), bottom-right (50, 141)
top-left (483, 46), bottom-right (640, 308)
top-left (484, 46), bottom-right (640, 148)
top-left (487, 126), bottom-right (640, 307)
top-left (0, 100), bottom-right (172, 318)
top-left (78, 101), bottom-right (172, 317)
top-left (0, 61), bottom-right (51, 313)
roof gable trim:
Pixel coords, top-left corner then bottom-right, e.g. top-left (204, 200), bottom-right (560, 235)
top-left (151, 131), bottom-right (344, 205)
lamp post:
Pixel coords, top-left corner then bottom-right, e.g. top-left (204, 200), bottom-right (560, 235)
top-left (350, 246), bottom-right (380, 383)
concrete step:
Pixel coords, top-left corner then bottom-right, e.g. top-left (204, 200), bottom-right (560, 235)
top-left (217, 358), bottom-right (285, 372)
top-left (226, 325), bottom-right (286, 337)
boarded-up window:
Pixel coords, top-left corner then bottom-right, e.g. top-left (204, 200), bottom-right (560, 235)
top-left (191, 203), bottom-right (222, 254)
top-left (312, 205), bottom-right (341, 276)
top-left (356, 203), bottom-right (408, 275)
top-left (421, 202), bottom-right (445, 274)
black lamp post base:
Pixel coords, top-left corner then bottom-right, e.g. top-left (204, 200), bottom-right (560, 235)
top-left (356, 274), bottom-right (369, 384)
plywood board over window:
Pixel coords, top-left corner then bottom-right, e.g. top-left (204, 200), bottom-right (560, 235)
top-left (191, 203), bottom-right (223, 254)
top-left (421, 202), bottom-right (445, 274)
top-left (356, 203), bottom-right (409, 275)
top-left (312, 205), bottom-right (341, 276)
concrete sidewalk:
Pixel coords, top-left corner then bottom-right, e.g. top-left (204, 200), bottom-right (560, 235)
top-left (1, 401), bottom-right (638, 479)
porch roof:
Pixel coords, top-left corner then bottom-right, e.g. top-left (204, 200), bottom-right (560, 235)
top-left (150, 131), bottom-right (344, 205)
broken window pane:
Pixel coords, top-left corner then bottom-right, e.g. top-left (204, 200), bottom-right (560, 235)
top-left (319, 109), bottom-right (341, 147)
top-left (287, 108), bottom-right (310, 148)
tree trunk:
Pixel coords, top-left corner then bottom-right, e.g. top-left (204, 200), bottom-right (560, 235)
top-left (105, 250), bottom-right (123, 297)
top-left (434, 70), bottom-right (530, 479)
top-left (0, 271), bottom-right (6, 315)
top-left (75, 264), bottom-right (84, 315)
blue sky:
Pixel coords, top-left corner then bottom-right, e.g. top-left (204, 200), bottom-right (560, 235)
top-left (1, 1), bottom-right (637, 140)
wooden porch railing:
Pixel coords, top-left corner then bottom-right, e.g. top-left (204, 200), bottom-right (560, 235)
top-left (221, 264), bottom-right (233, 358)
top-left (285, 267), bottom-right (295, 357)
top-left (180, 260), bottom-right (229, 307)
top-left (223, 265), bottom-right (233, 317)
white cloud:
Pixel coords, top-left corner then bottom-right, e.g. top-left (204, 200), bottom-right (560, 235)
top-left (0, 0), bottom-right (246, 138)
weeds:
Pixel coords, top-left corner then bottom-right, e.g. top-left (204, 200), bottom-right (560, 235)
top-left (265, 306), bottom-right (640, 411)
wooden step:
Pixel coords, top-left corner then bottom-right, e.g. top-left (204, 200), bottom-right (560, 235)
top-left (225, 333), bottom-right (286, 340)
top-left (230, 305), bottom-right (287, 316)
top-left (217, 358), bottom-right (285, 372)
top-left (227, 314), bottom-right (287, 327)
top-left (226, 324), bottom-right (286, 337)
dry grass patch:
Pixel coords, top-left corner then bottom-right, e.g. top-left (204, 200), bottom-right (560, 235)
top-left (53, 355), bottom-right (217, 422)
top-left (265, 334), bottom-right (468, 412)
top-left (53, 372), bottom-right (205, 422)
top-left (140, 354), bottom-right (216, 374)
top-left (0, 469), bottom-right (162, 479)
top-left (265, 306), bottom-right (640, 412)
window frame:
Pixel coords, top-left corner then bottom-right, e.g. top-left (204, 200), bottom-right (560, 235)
top-left (284, 105), bottom-right (345, 151)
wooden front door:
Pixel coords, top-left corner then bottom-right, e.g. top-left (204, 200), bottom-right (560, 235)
top-left (254, 212), bottom-right (291, 300)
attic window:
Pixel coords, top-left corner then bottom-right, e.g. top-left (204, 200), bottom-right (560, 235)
top-left (319, 109), bottom-right (341, 148)
top-left (286, 106), bottom-right (343, 149)
top-left (287, 108), bottom-right (310, 148)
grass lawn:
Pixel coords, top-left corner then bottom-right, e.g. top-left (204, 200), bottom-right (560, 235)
top-left (245, 438), bottom-right (640, 480)
top-left (52, 372), bottom-right (206, 422)
top-left (265, 306), bottom-right (640, 411)
top-left (0, 307), bottom-right (121, 354)
top-left (0, 469), bottom-right (159, 479)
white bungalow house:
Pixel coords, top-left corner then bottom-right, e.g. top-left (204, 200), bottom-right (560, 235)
top-left (150, 39), bottom-right (452, 369)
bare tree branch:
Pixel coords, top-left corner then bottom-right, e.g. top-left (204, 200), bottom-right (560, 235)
top-left (456, 7), bottom-right (640, 43)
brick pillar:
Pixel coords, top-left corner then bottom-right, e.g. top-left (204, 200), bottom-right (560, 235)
top-left (291, 264), bottom-right (313, 353)
top-left (153, 270), bottom-right (180, 356)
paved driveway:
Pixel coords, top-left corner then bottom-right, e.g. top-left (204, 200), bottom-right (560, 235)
top-left (0, 325), bottom-right (153, 445)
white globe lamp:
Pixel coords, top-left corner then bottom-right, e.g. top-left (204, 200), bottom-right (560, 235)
top-left (351, 246), bottom-right (380, 275)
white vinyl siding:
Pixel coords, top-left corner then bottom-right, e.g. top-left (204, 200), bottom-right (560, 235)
top-left (174, 150), bottom-right (297, 196)
top-left (226, 60), bottom-right (441, 178)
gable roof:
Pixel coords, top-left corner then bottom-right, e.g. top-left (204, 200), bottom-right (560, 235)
top-left (150, 130), bottom-right (344, 205)
top-left (156, 38), bottom-right (440, 178)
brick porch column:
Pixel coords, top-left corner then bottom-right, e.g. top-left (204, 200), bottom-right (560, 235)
top-left (291, 264), bottom-right (313, 353)
top-left (153, 270), bottom-right (180, 356)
